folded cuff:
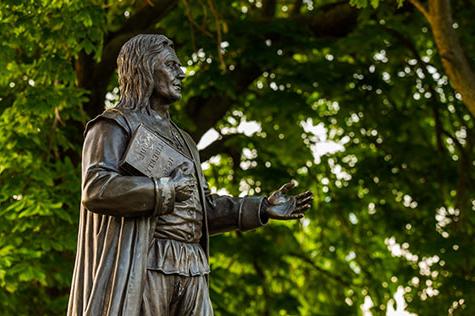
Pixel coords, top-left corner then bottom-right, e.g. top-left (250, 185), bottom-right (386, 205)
top-left (152, 177), bottom-right (175, 216)
top-left (238, 196), bottom-right (268, 232)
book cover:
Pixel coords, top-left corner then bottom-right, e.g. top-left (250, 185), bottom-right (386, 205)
top-left (120, 124), bottom-right (193, 178)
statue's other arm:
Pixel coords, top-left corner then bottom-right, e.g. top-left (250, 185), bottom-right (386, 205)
top-left (81, 118), bottom-right (174, 217)
top-left (203, 183), bottom-right (269, 235)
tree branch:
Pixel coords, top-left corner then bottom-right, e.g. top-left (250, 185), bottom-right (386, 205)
top-left (382, 26), bottom-right (445, 152)
top-left (288, 252), bottom-right (352, 287)
top-left (252, 260), bottom-right (271, 316)
top-left (186, 3), bottom-right (358, 141)
top-left (441, 128), bottom-right (465, 157)
top-left (308, 3), bottom-right (357, 38)
top-left (265, 3), bottom-right (358, 38)
top-left (291, 0), bottom-right (303, 16)
top-left (104, 0), bottom-right (178, 45)
top-left (262, 0), bottom-right (277, 17)
top-left (185, 65), bottom-right (262, 141)
top-left (408, 0), bottom-right (431, 21)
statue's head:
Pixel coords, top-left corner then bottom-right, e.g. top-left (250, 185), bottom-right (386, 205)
top-left (116, 34), bottom-right (185, 111)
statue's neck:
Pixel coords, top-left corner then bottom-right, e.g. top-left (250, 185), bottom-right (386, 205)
top-left (150, 96), bottom-right (171, 121)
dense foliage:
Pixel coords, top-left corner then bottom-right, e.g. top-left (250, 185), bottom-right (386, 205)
top-left (1, 0), bottom-right (474, 315)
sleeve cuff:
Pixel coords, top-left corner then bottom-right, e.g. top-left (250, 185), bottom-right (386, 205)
top-left (152, 177), bottom-right (175, 216)
top-left (238, 196), bottom-right (268, 232)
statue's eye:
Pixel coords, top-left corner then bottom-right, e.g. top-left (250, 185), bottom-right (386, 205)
top-left (166, 61), bottom-right (181, 72)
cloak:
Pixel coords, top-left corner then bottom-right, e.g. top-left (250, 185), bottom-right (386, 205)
top-left (67, 109), bottom-right (266, 316)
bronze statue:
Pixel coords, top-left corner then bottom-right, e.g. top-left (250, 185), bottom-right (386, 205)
top-left (68, 34), bottom-right (313, 316)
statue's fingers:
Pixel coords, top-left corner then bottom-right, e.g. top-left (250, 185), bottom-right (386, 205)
top-left (293, 204), bottom-right (312, 214)
top-left (296, 191), bottom-right (313, 199)
top-left (288, 213), bottom-right (304, 220)
top-left (296, 195), bottom-right (313, 206)
top-left (180, 185), bottom-right (194, 195)
top-left (279, 180), bottom-right (296, 194)
top-left (295, 191), bottom-right (313, 201)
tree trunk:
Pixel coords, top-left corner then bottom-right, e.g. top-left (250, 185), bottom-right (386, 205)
top-left (411, 0), bottom-right (475, 116)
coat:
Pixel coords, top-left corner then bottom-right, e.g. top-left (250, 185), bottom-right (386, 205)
top-left (67, 108), bottom-right (267, 316)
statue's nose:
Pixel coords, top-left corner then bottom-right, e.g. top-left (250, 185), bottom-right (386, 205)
top-left (177, 67), bottom-right (185, 80)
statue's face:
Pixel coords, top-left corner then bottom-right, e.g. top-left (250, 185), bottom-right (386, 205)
top-left (153, 47), bottom-right (185, 104)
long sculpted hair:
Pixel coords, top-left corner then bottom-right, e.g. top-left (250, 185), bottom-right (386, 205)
top-left (115, 34), bottom-right (173, 112)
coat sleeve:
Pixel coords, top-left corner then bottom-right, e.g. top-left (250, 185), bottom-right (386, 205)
top-left (81, 117), bottom-right (175, 217)
top-left (204, 181), bottom-right (269, 235)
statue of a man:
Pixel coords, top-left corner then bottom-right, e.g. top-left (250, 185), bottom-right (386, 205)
top-left (68, 34), bottom-right (313, 316)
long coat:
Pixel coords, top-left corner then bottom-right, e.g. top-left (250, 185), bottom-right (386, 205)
top-left (67, 109), bottom-right (266, 316)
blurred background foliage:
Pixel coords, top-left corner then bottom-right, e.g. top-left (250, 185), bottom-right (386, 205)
top-left (1, 0), bottom-right (474, 315)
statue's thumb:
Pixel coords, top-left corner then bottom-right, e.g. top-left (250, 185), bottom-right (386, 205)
top-left (279, 180), bottom-right (297, 193)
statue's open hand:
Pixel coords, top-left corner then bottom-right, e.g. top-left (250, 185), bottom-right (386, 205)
top-left (265, 180), bottom-right (313, 220)
top-left (170, 162), bottom-right (196, 202)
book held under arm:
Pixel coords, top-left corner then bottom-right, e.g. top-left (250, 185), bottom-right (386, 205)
top-left (120, 124), bottom-right (193, 178)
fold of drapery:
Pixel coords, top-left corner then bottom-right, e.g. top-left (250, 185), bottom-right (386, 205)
top-left (68, 208), bottom-right (152, 316)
